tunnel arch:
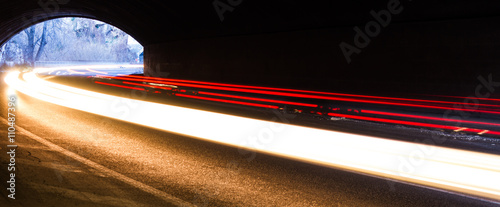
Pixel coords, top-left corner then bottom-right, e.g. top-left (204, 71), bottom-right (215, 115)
top-left (2, 0), bottom-right (500, 95)
top-left (3, 0), bottom-right (499, 47)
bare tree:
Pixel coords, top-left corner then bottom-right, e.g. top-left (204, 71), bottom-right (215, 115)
top-left (22, 22), bottom-right (48, 66)
top-left (23, 26), bottom-right (35, 65)
top-left (35, 22), bottom-right (48, 61)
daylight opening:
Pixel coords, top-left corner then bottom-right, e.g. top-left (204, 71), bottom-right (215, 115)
top-left (0, 17), bottom-right (143, 71)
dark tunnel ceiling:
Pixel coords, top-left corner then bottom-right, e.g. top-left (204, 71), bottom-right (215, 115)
top-left (2, 0), bottom-right (500, 46)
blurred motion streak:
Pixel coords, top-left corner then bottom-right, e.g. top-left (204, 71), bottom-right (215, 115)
top-left (174, 93), bottom-right (279, 109)
top-left (4, 69), bottom-right (500, 201)
top-left (95, 81), bottom-right (145, 91)
top-left (362, 110), bottom-right (500, 127)
top-left (94, 74), bottom-right (500, 136)
top-left (327, 113), bottom-right (500, 136)
top-left (97, 75), bottom-right (500, 115)
top-left (119, 75), bottom-right (500, 110)
top-left (195, 91), bottom-right (317, 107)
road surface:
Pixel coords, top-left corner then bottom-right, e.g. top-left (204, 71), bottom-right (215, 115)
top-left (0, 68), bottom-right (499, 206)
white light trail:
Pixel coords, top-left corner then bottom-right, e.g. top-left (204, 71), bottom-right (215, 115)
top-left (34, 64), bottom-right (143, 72)
top-left (4, 70), bottom-right (500, 202)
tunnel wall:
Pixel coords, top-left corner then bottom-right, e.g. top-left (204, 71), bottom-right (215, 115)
top-left (2, 0), bottom-right (500, 96)
top-left (145, 16), bottom-right (500, 95)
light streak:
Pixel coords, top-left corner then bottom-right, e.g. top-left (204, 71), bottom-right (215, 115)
top-left (4, 70), bottom-right (500, 202)
top-left (121, 80), bottom-right (317, 107)
top-left (86, 68), bottom-right (109, 74)
top-left (328, 113), bottom-right (500, 136)
top-left (99, 75), bottom-right (500, 115)
top-left (422, 94), bottom-right (500, 102)
top-left (479, 130), bottom-right (489, 135)
top-left (95, 81), bottom-right (145, 91)
top-left (122, 81), bottom-right (172, 90)
top-left (196, 91), bottom-right (318, 107)
top-left (175, 93), bottom-right (279, 109)
top-left (120, 75), bottom-right (500, 109)
top-left (328, 112), bottom-right (459, 130)
top-left (362, 110), bottom-right (500, 127)
top-left (68, 69), bottom-right (86, 74)
top-left (7, 86), bottom-right (17, 96)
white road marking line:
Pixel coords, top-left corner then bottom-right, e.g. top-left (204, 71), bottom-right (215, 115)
top-left (1, 117), bottom-right (194, 207)
top-left (454, 127), bottom-right (467, 132)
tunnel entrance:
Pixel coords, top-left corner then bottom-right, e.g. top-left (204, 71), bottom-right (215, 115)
top-left (0, 17), bottom-right (143, 71)
top-left (0, 1), bottom-right (499, 97)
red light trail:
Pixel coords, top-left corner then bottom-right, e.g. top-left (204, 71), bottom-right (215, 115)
top-left (362, 110), bottom-right (500, 127)
top-left (97, 75), bottom-right (500, 115)
top-left (95, 81), bottom-right (145, 91)
top-left (327, 113), bottom-right (500, 136)
top-left (8, 69), bottom-right (500, 201)
top-left (89, 72), bottom-right (500, 137)
top-left (174, 94), bottom-right (279, 109)
top-left (120, 75), bottom-right (500, 109)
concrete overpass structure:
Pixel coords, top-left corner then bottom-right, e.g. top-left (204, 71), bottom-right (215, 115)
top-left (2, 0), bottom-right (500, 95)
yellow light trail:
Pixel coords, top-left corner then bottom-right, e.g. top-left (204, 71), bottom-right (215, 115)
top-left (4, 69), bottom-right (500, 202)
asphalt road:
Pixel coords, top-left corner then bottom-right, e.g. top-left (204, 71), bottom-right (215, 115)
top-left (0, 71), bottom-right (498, 206)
